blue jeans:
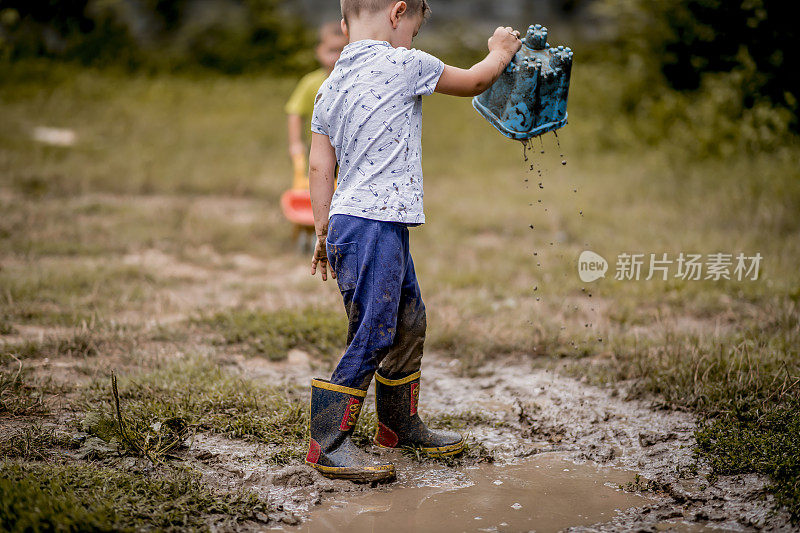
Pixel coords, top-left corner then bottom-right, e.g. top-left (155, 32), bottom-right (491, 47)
top-left (326, 214), bottom-right (426, 390)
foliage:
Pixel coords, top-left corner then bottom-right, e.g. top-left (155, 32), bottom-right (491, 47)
top-left (0, 0), bottom-right (315, 74)
top-left (594, 0), bottom-right (798, 152)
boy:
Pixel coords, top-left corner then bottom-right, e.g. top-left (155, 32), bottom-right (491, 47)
top-left (285, 21), bottom-right (348, 190)
top-left (307, 0), bottom-right (521, 482)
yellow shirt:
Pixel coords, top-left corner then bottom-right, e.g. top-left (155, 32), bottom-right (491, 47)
top-left (285, 68), bottom-right (329, 124)
top-left (285, 69), bottom-right (330, 190)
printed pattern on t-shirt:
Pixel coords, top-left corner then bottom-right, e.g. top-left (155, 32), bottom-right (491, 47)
top-left (311, 40), bottom-right (444, 224)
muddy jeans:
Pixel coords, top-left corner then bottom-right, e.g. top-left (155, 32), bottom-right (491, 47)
top-left (325, 214), bottom-right (426, 390)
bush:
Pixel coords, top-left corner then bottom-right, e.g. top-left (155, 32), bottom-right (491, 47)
top-left (0, 0), bottom-right (315, 74)
top-left (594, 0), bottom-right (798, 153)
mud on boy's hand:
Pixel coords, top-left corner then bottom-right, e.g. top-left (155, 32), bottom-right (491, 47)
top-left (488, 26), bottom-right (522, 59)
top-left (311, 235), bottom-right (336, 281)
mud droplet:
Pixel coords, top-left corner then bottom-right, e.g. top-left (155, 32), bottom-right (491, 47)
top-left (538, 182), bottom-right (544, 189)
top-left (562, 160), bottom-right (567, 166)
top-left (529, 224), bottom-right (535, 229)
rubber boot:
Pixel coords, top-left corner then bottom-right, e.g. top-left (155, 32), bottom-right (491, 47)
top-left (305, 378), bottom-right (396, 482)
top-left (373, 370), bottom-right (466, 457)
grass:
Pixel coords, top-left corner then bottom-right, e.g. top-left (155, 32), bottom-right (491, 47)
top-left (0, 363), bottom-right (48, 417)
top-left (0, 260), bottom-right (161, 326)
top-left (696, 401), bottom-right (800, 518)
top-left (0, 323), bottom-right (136, 363)
top-left (0, 424), bottom-right (77, 461)
top-left (587, 298), bottom-right (800, 519)
top-left (194, 307), bottom-right (347, 361)
top-left (0, 461), bottom-right (270, 532)
top-left (0, 57), bottom-right (798, 523)
top-left (78, 355), bottom-right (308, 463)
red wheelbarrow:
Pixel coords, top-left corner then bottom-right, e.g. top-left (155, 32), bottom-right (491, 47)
top-left (281, 188), bottom-right (316, 254)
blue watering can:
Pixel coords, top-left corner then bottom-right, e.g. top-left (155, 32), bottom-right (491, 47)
top-left (473, 24), bottom-right (573, 140)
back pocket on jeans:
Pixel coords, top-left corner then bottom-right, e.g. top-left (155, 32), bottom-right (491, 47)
top-left (326, 241), bottom-right (358, 291)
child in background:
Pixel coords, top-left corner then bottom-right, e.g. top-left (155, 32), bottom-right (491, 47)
top-left (306, 0), bottom-right (521, 482)
top-left (285, 22), bottom-right (348, 190)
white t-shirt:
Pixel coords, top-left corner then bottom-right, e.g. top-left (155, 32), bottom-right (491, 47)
top-left (311, 40), bottom-right (444, 225)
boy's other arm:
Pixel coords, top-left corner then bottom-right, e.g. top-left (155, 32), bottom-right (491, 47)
top-left (435, 27), bottom-right (522, 97)
top-left (309, 132), bottom-right (338, 281)
top-left (287, 114), bottom-right (306, 156)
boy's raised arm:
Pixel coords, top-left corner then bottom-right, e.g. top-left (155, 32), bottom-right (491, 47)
top-left (435, 27), bottom-right (522, 97)
top-left (309, 132), bottom-right (338, 281)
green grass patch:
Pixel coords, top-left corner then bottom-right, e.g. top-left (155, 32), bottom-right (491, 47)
top-left (581, 298), bottom-right (800, 519)
top-left (1, 325), bottom-right (135, 362)
top-left (696, 400), bottom-right (800, 520)
top-left (0, 461), bottom-right (270, 532)
top-left (0, 66), bottom-right (294, 197)
top-left (0, 424), bottom-right (76, 460)
top-left (0, 261), bottom-right (160, 326)
top-left (0, 365), bottom-right (48, 417)
top-left (79, 356), bottom-right (308, 463)
top-left (194, 307), bottom-right (346, 361)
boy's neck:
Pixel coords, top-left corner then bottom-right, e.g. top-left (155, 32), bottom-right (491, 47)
top-left (346, 14), bottom-right (395, 46)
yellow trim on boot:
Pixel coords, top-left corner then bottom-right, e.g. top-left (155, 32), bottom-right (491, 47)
top-left (311, 378), bottom-right (368, 398)
top-left (375, 370), bottom-right (421, 386)
top-left (421, 439), bottom-right (466, 457)
top-left (305, 461), bottom-right (396, 482)
top-left (372, 436), bottom-right (466, 457)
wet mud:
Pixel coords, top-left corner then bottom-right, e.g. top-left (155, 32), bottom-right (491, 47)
top-left (210, 353), bottom-right (794, 532)
top-left (299, 453), bottom-right (651, 533)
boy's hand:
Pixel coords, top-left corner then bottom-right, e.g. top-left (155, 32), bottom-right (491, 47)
top-left (488, 26), bottom-right (522, 59)
top-left (311, 235), bottom-right (336, 281)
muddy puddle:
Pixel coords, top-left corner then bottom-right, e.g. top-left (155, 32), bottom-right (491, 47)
top-left (289, 453), bottom-right (654, 533)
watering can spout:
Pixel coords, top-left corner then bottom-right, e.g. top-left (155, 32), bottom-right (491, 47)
top-left (473, 24), bottom-right (572, 140)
